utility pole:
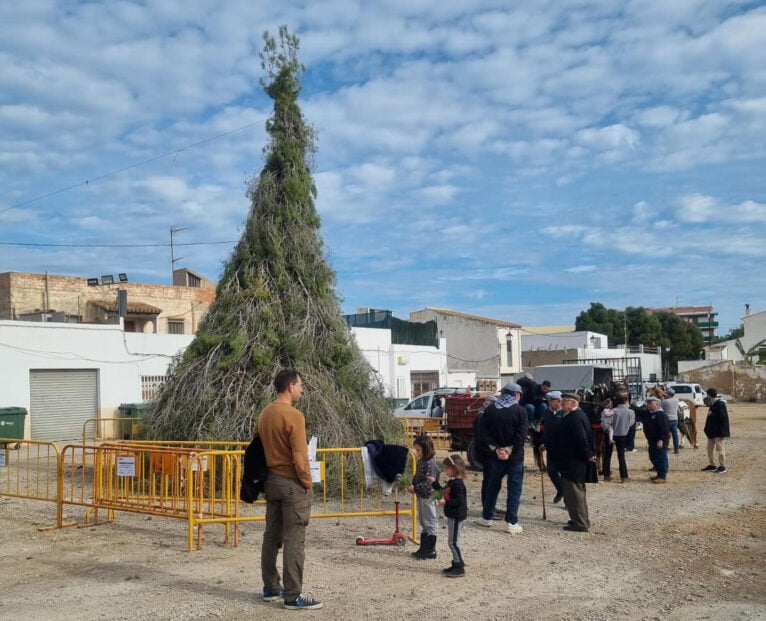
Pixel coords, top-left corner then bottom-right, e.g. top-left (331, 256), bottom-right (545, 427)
top-left (170, 226), bottom-right (189, 282)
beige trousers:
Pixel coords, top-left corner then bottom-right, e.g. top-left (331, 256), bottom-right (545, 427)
top-left (706, 437), bottom-right (726, 467)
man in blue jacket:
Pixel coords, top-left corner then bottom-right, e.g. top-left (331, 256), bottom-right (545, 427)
top-left (643, 396), bottom-right (670, 483)
top-left (475, 382), bottom-right (527, 534)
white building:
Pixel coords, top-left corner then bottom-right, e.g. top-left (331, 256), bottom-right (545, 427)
top-left (0, 319), bottom-right (192, 441)
top-left (351, 327), bottom-right (465, 404)
top-left (521, 329), bottom-right (664, 383)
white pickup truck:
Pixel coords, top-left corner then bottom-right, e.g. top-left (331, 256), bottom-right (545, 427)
top-left (394, 387), bottom-right (473, 418)
top-left (666, 382), bottom-right (706, 407)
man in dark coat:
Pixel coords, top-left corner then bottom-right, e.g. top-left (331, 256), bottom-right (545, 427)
top-left (643, 396), bottom-right (669, 483)
top-left (538, 390), bottom-right (565, 504)
top-left (547, 393), bottom-right (595, 532)
top-left (475, 382), bottom-right (527, 534)
top-left (701, 388), bottom-right (730, 474)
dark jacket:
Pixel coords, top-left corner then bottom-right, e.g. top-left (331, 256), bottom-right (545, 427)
top-left (433, 477), bottom-right (468, 521)
top-left (642, 407), bottom-right (670, 443)
top-left (548, 407), bottom-right (593, 482)
top-left (478, 402), bottom-right (527, 465)
top-left (540, 407), bottom-right (565, 454)
top-left (704, 399), bottom-right (730, 438)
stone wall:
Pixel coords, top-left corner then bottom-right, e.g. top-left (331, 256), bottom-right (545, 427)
top-left (1, 271), bottom-right (215, 334)
top-left (679, 361), bottom-right (766, 403)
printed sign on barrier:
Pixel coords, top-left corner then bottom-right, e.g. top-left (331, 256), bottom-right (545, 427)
top-left (117, 456), bottom-right (136, 477)
top-left (0, 450), bottom-right (5, 467)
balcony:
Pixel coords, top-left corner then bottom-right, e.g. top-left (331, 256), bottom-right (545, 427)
top-left (696, 321), bottom-right (719, 328)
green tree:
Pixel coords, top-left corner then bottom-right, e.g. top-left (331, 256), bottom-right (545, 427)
top-left (144, 27), bottom-right (400, 446)
top-left (575, 303), bottom-right (626, 344)
top-left (574, 303), bottom-right (704, 375)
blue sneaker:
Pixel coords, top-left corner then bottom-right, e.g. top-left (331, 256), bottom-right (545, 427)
top-left (283, 595), bottom-right (323, 610)
top-left (262, 588), bottom-right (284, 602)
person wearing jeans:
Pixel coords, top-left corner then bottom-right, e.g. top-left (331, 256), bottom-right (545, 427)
top-left (475, 382), bottom-right (527, 534)
top-left (610, 394), bottom-right (635, 482)
top-left (661, 389), bottom-right (680, 453)
top-left (643, 397), bottom-right (669, 483)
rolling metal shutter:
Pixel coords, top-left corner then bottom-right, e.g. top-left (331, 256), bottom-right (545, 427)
top-left (29, 369), bottom-right (99, 441)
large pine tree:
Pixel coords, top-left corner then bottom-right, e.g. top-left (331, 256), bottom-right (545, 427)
top-left (145, 27), bottom-right (400, 447)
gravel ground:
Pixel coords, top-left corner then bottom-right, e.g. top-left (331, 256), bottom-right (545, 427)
top-left (1, 404), bottom-right (764, 621)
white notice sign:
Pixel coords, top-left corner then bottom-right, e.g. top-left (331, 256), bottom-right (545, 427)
top-left (117, 456), bottom-right (136, 477)
top-left (310, 460), bottom-right (324, 484)
top-left (0, 451), bottom-right (6, 467)
top-left (308, 436), bottom-right (318, 461)
top-left (191, 455), bottom-right (208, 471)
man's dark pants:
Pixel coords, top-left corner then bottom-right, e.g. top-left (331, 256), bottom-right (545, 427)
top-left (262, 474), bottom-right (312, 601)
top-left (647, 444), bottom-right (668, 480)
top-left (482, 459), bottom-right (524, 524)
top-left (613, 436), bottom-right (629, 479)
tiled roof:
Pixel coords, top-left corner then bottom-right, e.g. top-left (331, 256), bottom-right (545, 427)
top-left (91, 300), bottom-right (162, 315)
top-left (420, 306), bottom-right (521, 328)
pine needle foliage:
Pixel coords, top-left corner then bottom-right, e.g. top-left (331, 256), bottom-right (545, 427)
top-left (144, 27), bottom-right (402, 448)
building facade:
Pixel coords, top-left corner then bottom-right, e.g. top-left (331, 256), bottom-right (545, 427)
top-left (0, 268), bottom-right (215, 335)
top-left (0, 319), bottom-right (192, 441)
top-left (409, 307), bottom-right (522, 392)
top-left (649, 305), bottom-right (718, 343)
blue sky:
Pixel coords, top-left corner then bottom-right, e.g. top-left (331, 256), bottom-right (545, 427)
top-left (1, 1), bottom-right (764, 337)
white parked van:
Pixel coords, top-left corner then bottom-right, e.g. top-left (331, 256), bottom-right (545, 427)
top-left (666, 382), bottom-right (706, 407)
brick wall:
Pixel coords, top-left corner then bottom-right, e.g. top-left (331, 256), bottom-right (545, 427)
top-left (1, 271), bottom-right (215, 334)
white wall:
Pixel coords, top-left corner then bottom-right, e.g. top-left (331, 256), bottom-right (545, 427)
top-left (351, 327), bottom-right (449, 399)
top-left (0, 320), bottom-right (192, 429)
top-left (497, 327), bottom-right (522, 376)
top-left (521, 330), bottom-right (608, 351)
top-left (742, 310), bottom-right (766, 355)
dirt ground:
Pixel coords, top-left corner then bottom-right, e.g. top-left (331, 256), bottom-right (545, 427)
top-left (1, 405), bottom-right (764, 621)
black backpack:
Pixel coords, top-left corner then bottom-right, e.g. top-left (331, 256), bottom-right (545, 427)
top-left (240, 435), bottom-right (267, 503)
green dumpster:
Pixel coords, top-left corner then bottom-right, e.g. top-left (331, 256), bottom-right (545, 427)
top-left (118, 403), bottom-right (149, 440)
top-left (0, 407), bottom-right (27, 441)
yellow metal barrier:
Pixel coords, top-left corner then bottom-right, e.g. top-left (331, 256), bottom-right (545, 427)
top-left (0, 439), bottom-right (60, 503)
top-left (6, 438), bottom-right (420, 552)
top-left (401, 417), bottom-right (451, 450)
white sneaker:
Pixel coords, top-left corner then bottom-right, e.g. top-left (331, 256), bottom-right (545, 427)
top-left (474, 518), bottom-right (493, 527)
top-left (505, 522), bottom-right (523, 534)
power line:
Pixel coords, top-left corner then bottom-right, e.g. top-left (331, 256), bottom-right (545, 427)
top-left (0, 240), bottom-right (237, 248)
top-left (0, 118), bottom-right (267, 216)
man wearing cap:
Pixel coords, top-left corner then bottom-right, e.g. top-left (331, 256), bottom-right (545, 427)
top-left (474, 382), bottom-right (527, 534)
top-left (643, 397), bottom-right (669, 483)
top-left (701, 388), bottom-right (730, 474)
top-left (661, 388), bottom-right (680, 454)
top-left (538, 390), bottom-right (565, 504)
top-left (547, 393), bottom-right (595, 532)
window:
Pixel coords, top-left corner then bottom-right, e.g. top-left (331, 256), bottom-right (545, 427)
top-left (410, 371), bottom-right (439, 398)
top-left (405, 396), bottom-right (430, 411)
top-left (168, 320), bottom-right (185, 335)
top-left (187, 274), bottom-right (201, 288)
top-left (506, 334), bottom-right (513, 367)
top-left (672, 385), bottom-right (692, 394)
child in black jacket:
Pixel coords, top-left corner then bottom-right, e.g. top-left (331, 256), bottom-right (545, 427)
top-left (429, 454), bottom-right (468, 577)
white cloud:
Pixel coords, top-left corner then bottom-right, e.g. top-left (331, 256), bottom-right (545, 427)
top-left (566, 265), bottom-right (596, 273)
top-left (677, 193), bottom-right (717, 223)
top-left (541, 225), bottom-right (588, 239)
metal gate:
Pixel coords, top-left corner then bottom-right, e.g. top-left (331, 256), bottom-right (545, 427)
top-left (563, 357), bottom-right (643, 402)
top-left (29, 369), bottom-right (99, 441)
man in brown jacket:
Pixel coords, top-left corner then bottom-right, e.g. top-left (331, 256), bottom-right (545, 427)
top-left (257, 369), bottom-right (322, 610)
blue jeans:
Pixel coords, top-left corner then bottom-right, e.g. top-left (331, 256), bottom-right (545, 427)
top-left (648, 443), bottom-right (668, 479)
top-left (667, 420), bottom-right (679, 452)
top-left (482, 460), bottom-right (524, 524)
